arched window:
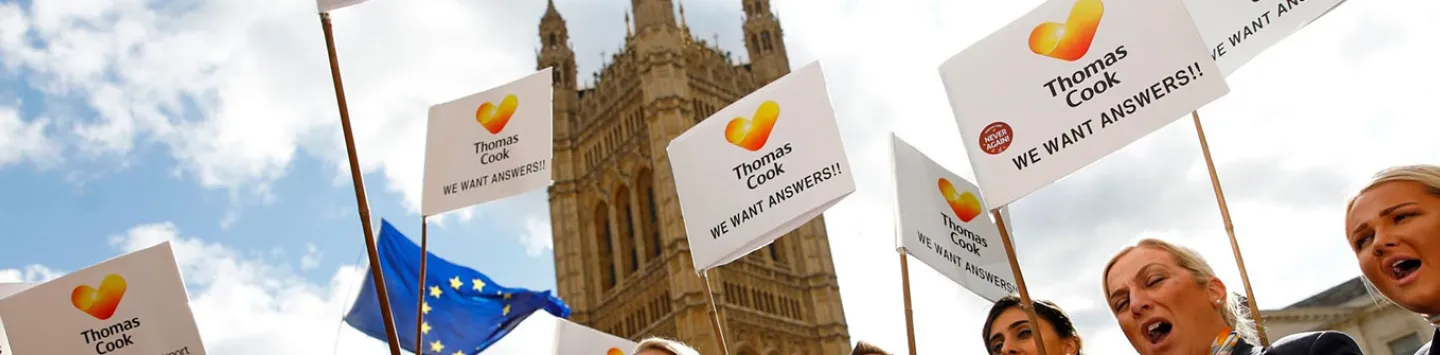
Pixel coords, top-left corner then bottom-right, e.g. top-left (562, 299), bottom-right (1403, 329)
top-left (615, 185), bottom-right (638, 274)
top-left (548, 33), bottom-right (557, 47)
top-left (769, 239), bottom-right (787, 265)
top-left (594, 202), bottom-right (616, 290)
top-left (750, 33), bottom-right (760, 52)
top-left (761, 31), bottom-right (773, 52)
top-left (552, 69), bottom-right (561, 84)
top-left (635, 169), bottom-right (661, 260)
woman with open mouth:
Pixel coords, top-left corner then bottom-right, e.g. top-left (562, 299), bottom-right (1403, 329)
top-left (1103, 238), bottom-right (1361, 355)
top-left (1343, 164), bottom-right (1440, 355)
top-left (981, 294), bottom-right (1084, 355)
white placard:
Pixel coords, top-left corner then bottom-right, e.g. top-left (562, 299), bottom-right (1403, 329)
top-left (667, 62), bottom-right (856, 273)
top-left (0, 283), bottom-right (35, 355)
top-left (317, 0), bottom-right (369, 13)
top-left (0, 243), bottom-right (207, 355)
top-left (938, 0), bottom-right (1229, 208)
top-left (890, 135), bottom-right (1018, 302)
top-left (552, 318), bottom-right (639, 355)
top-left (1185, 0), bottom-right (1348, 76)
top-left (422, 68), bottom-right (554, 216)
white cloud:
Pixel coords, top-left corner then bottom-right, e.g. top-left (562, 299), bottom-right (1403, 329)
top-left (2, 222), bottom-right (558, 354)
top-left (0, 103), bottom-right (60, 169)
top-left (520, 214), bottom-right (554, 257)
top-left (1, 0), bottom-right (1436, 354)
top-left (301, 243), bottom-right (324, 271)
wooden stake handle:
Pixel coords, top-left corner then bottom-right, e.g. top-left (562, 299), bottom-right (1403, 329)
top-left (319, 12), bottom-right (404, 355)
top-left (899, 248), bottom-right (918, 355)
top-left (416, 216), bottom-right (429, 355)
top-left (700, 271), bottom-right (731, 355)
top-left (992, 209), bottom-right (1050, 355)
top-left (1191, 110), bottom-right (1270, 347)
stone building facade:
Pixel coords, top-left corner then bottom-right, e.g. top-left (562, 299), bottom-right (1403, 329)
top-left (538, 0), bottom-right (852, 354)
top-left (1261, 276), bottom-right (1434, 355)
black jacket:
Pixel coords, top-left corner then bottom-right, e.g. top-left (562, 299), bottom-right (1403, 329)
top-left (1230, 331), bottom-right (1363, 355)
top-left (1413, 329), bottom-right (1436, 355)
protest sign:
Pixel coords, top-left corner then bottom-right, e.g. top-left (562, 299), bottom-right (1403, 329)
top-left (890, 135), bottom-right (1017, 302)
top-left (422, 68), bottom-right (554, 216)
top-left (667, 62), bottom-right (855, 272)
top-left (0, 283), bottom-right (34, 355)
top-left (0, 243), bottom-right (207, 355)
top-left (1185, 0), bottom-right (1347, 76)
top-left (938, 0), bottom-right (1229, 207)
top-left (552, 318), bottom-right (638, 355)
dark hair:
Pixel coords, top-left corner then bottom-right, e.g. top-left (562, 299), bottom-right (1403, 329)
top-left (980, 295), bottom-right (1081, 353)
top-left (851, 341), bottom-right (891, 355)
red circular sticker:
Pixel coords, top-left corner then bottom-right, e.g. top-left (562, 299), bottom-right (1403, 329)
top-left (979, 122), bottom-right (1013, 155)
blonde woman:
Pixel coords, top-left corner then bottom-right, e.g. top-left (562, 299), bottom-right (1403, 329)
top-left (1343, 164), bottom-right (1440, 355)
top-left (634, 337), bottom-right (701, 355)
top-left (1103, 238), bottom-right (1361, 355)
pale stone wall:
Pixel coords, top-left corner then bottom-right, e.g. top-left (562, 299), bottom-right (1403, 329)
top-left (539, 1), bottom-right (851, 354)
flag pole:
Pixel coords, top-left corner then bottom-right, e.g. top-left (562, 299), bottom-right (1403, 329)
top-left (699, 270), bottom-right (731, 355)
top-left (1190, 110), bottom-right (1270, 347)
top-left (416, 215), bottom-right (430, 355)
top-left (318, 12), bottom-right (404, 355)
top-left (992, 210), bottom-right (1050, 355)
top-left (898, 248), bottom-right (918, 355)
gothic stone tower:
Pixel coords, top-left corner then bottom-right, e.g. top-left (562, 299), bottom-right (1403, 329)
top-left (540, 0), bottom-right (851, 354)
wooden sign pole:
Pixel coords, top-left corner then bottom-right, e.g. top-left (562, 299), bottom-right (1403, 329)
top-left (898, 248), bottom-right (919, 355)
top-left (1190, 110), bottom-right (1270, 347)
top-left (992, 210), bottom-right (1050, 355)
top-left (318, 12), bottom-right (404, 355)
top-left (699, 271), bottom-right (731, 355)
top-left (415, 216), bottom-right (430, 355)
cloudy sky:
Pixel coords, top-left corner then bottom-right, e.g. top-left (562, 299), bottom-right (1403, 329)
top-left (0, 0), bottom-right (1436, 354)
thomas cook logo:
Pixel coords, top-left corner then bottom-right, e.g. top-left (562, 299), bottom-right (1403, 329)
top-left (938, 178), bottom-right (982, 223)
top-left (476, 94), bottom-right (519, 134)
top-left (724, 100), bottom-right (780, 151)
top-left (1028, 0), bottom-right (1104, 61)
top-left (71, 274), bottom-right (127, 320)
top-left (607, 347), bottom-right (627, 355)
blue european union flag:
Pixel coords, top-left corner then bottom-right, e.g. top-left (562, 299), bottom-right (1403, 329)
top-left (344, 219), bottom-right (571, 354)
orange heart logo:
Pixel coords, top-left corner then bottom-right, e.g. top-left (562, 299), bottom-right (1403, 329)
top-left (606, 347), bottom-right (626, 355)
top-left (71, 274), bottom-right (128, 320)
top-left (1028, 0), bottom-right (1104, 61)
top-left (476, 94), bottom-right (519, 134)
top-left (938, 178), bottom-right (982, 223)
top-left (724, 100), bottom-right (780, 151)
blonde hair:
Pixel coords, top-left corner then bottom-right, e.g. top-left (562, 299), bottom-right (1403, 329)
top-left (1345, 164), bottom-right (1440, 213)
top-left (1345, 165), bottom-right (1440, 312)
top-left (1102, 238), bottom-right (1258, 345)
top-left (634, 337), bottom-right (701, 355)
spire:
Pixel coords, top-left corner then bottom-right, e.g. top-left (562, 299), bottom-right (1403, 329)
top-left (679, 0), bottom-right (688, 29)
top-left (625, 10), bottom-right (632, 37)
top-left (544, 0), bottom-right (559, 18)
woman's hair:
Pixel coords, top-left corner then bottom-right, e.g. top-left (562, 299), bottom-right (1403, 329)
top-left (633, 337), bottom-right (701, 355)
top-left (1102, 238), bottom-right (1258, 345)
top-left (851, 340), bottom-right (891, 355)
top-left (1345, 165), bottom-right (1440, 309)
top-left (1345, 164), bottom-right (1440, 213)
top-left (981, 294), bottom-right (1082, 353)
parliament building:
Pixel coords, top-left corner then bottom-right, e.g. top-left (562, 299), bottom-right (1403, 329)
top-left (539, 0), bottom-right (853, 354)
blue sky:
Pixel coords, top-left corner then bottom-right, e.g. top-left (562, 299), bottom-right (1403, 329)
top-left (0, 121), bottom-right (558, 291)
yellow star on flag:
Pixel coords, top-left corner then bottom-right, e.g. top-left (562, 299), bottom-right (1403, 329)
top-left (472, 278), bottom-right (486, 292)
top-left (422, 301), bottom-right (432, 315)
top-left (429, 340), bottom-right (445, 353)
top-left (429, 285), bottom-right (443, 298)
top-left (421, 321), bottom-right (432, 335)
top-left (503, 293), bottom-right (511, 300)
top-left (502, 304), bottom-right (511, 316)
top-left (452, 351), bottom-right (465, 355)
